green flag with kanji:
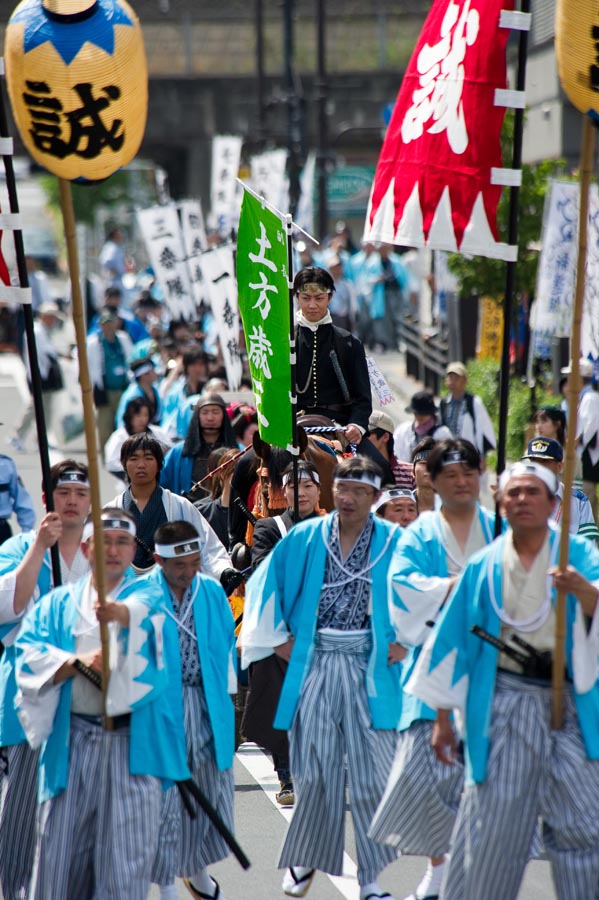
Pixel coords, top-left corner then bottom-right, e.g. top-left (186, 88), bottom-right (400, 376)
top-left (236, 188), bottom-right (293, 450)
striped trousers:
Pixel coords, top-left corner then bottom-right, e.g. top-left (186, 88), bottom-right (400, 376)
top-left (443, 671), bottom-right (599, 900)
top-left (278, 631), bottom-right (398, 886)
top-left (369, 719), bottom-right (463, 857)
top-left (30, 715), bottom-right (162, 900)
top-left (152, 685), bottom-right (234, 884)
top-left (0, 743), bottom-right (39, 900)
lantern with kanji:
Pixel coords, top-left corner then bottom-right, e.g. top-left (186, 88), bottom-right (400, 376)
top-left (4, 0), bottom-right (147, 181)
top-left (555, 0), bottom-right (599, 118)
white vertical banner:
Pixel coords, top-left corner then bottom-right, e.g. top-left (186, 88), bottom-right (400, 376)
top-left (199, 245), bottom-right (242, 389)
top-left (295, 151), bottom-right (316, 236)
top-left (250, 149), bottom-right (289, 212)
top-left (136, 205), bottom-right (196, 321)
top-left (179, 199), bottom-right (209, 306)
top-left (210, 135), bottom-right (243, 237)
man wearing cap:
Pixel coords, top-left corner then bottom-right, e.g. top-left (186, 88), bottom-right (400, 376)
top-left (161, 393), bottom-right (238, 497)
top-left (562, 358), bottom-right (599, 522)
top-left (369, 439), bottom-right (497, 900)
top-left (242, 457), bottom-right (406, 900)
top-left (0, 460), bottom-right (90, 900)
top-left (522, 436), bottom-right (599, 543)
top-left (359, 410), bottom-right (416, 491)
top-left (115, 355), bottom-right (162, 430)
top-left (14, 508), bottom-right (189, 900)
top-left (294, 266), bottom-right (372, 445)
top-left (406, 462), bottom-right (599, 900)
top-left (87, 307), bottom-right (134, 451)
top-left (145, 521), bottom-right (236, 900)
top-left (393, 391), bottom-right (452, 464)
top-left (439, 362), bottom-right (496, 465)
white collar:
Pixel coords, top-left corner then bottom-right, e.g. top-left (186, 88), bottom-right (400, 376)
top-left (297, 309), bottom-right (333, 332)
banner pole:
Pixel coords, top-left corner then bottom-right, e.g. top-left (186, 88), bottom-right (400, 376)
top-left (286, 213), bottom-right (300, 518)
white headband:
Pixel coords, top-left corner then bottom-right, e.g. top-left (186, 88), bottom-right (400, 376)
top-left (282, 470), bottom-right (320, 487)
top-left (82, 516), bottom-right (137, 542)
top-left (133, 362), bottom-right (153, 378)
top-left (374, 488), bottom-right (416, 511)
top-left (440, 449), bottom-right (472, 468)
top-left (155, 539), bottom-right (201, 558)
top-left (498, 461), bottom-right (558, 497)
top-left (56, 471), bottom-right (90, 488)
top-left (334, 473), bottom-right (382, 490)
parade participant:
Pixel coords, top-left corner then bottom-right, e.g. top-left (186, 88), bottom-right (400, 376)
top-left (109, 434), bottom-right (238, 591)
top-left (161, 347), bottom-right (209, 426)
top-left (357, 410), bottom-right (398, 486)
top-left (245, 461), bottom-right (324, 809)
top-left (522, 436), bottom-right (599, 542)
top-left (374, 487), bottom-right (418, 528)
top-left (406, 462), bottom-right (599, 900)
top-left (0, 453), bottom-right (35, 544)
top-left (0, 460), bottom-right (90, 900)
top-left (194, 447), bottom-right (239, 549)
top-left (115, 355), bottom-right (162, 429)
top-left (241, 457), bottom-right (406, 900)
top-left (369, 438), bottom-right (496, 900)
top-left (439, 362), bottom-right (496, 464)
top-left (411, 438), bottom-right (437, 512)
top-left (104, 396), bottom-right (172, 482)
top-left (161, 393), bottom-right (237, 495)
top-left (393, 392), bottom-right (452, 464)
top-left (14, 508), bottom-right (189, 900)
top-left (532, 405), bottom-right (566, 447)
top-left (86, 307), bottom-right (133, 451)
top-left (146, 521), bottom-right (236, 900)
top-left (294, 266), bottom-right (371, 445)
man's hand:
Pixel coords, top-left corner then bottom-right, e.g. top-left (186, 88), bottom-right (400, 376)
top-left (345, 424), bottom-right (362, 445)
top-left (77, 648), bottom-right (104, 674)
top-left (431, 709), bottom-right (457, 766)
top-left (274, 638), bottom-right (295, 662)
top-left (387, 642), bottom-right (407, 665)
top-left (549, 565), bottom-right (599, 618)
top-left (95, 600), bottom-right (130, 628)
top-left (35, 512), bottom-right (62, 550)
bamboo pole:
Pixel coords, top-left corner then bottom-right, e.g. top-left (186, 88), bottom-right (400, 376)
top-left (58, 178), bottom-right (112, 729)
top-left (551, 116), bottom-right (595, 729)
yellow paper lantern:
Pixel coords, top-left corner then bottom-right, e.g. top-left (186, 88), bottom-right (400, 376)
top-left (4, 0), bottom-right (148, 181)
top-left (555, 0), bottom-right (599, 118)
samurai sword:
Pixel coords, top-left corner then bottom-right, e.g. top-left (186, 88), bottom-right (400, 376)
top-left (176, 778), bottom-right (251, 870)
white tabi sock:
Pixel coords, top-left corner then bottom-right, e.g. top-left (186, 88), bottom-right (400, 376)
top-left (159, 884), bottom-right (178, 900)
top-left (190, 869), bottom-right (220, 898)
top-left (360, 879), bottom-right (396, 899)
top-left (413, 858), bottom-right (446, 899)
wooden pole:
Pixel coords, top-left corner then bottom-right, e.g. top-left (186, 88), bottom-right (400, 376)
top-left (57, 178), bottom-right (112, 729)
top-left (551, 116), bottom-right (595, 729)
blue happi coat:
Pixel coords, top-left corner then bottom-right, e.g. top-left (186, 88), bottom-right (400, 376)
top-left (406, 526), bottom-right (599, 785)
top-left (14, 571), bottom-right (190, 802)
top-left (241, 512), bottom-right (404, 731)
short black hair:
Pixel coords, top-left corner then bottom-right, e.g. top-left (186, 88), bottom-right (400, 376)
top-left (154, 520), bottom-right (199, 546)
top-left (123, 396), bottom-right (152, 435)
top-left (183, 348), bottom-right (208, 374)
top-left (411, 436), bottom-right (437, 464)
top-left (427, 438), bottom-right (481, 480)
top-left (48, 459), bottom-right (89, 492)
top-left (282, 460), bottom-right (320, 484)
top-left (120, 433), bottom-right (164, 479)
top-left (293, 266), bottom-right (335, 295)
top-left (333, 455), bottom-right (382, 483)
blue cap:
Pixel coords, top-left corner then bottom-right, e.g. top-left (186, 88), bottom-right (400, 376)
top-left (523, 437), bottom-right (563, 462)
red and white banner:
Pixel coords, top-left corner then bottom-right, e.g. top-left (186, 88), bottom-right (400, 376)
top-left (365, 0), bottom-right (518, 262)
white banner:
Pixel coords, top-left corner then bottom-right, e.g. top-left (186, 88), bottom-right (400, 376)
top-left (295, 152), bottom-right (316, 236)
top-left (532, 180), bottom-right (599, 360)
top-left (250, 149), bottom-right (289, 213)
top-left (179, 199), bottom-right (209, 306)
top-left (136, 205), bottom-right (196, 322)
top-left (210, 135), bottom-right (243, 237)
top-left (366, 357), bottom-right (395, 406)
top-left (198, 246), bottom-right (242, 390)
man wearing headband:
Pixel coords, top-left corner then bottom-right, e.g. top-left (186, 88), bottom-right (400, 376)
top-left (0, 459), bottom-right (90, 900)
top-left (15, 509), bottom-right (189, 900)
top-left (242, 457), bottom-right (407, 900)
top-left (370, 438), bottom-right (497, 900)
top-left (245, 461), bottom-right (323, 809)
top-left (143, 521), bottom-right (236, 900)
top-left (374, 487), bottom-right (418, 528)
top-left (114, 355), bottom-right (162, 431)
top-left (294, 266), bottom-right (371, 446)
top-left (406, 462), bottom-right (599, 900)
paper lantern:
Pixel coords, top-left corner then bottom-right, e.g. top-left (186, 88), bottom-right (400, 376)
top-left (4, 0), bottom-right (148, 181)
top-left (555, 0), bottom-right (599, 119)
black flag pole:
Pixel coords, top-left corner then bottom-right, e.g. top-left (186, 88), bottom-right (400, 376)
top-left (0, 67), bottom-right (61, 585)
top-left (494, 0), bottom-right (531, 537)
top-left (286, 211), bottom-right (300, 520)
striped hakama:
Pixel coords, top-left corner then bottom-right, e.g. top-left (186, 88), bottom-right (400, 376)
top-left (0, 743), bottom-right (39, 900)
top-left (368, 719), bottom-right (463, 856)
top-left (443, 671), bottom-right (599, 900)
top-left (278, 631), bottom-right (397, 886)
top-left (152, 684), bottom-right (234, 884)
top-left (30, 715), bottom-right (161, 900)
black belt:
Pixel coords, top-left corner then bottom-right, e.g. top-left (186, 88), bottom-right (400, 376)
top-left (498, 666), bottom-right (572, 686)
top-left (73, 712), bottom-right (131, 730)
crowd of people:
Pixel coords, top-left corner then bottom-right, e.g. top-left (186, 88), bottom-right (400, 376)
top-left (0, 249), bottom-right (598, 900)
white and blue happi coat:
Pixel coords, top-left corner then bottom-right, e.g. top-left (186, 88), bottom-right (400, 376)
top-left (406, 526), bottom-right (599, 785)
top-left (14, 570), bottom-right (190, 802)
top-left (389, 505), bottom-right (496, 731)
top-left (241, 512), bottom-right (404, 731)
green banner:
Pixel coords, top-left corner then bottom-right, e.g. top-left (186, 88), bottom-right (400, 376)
top-left (236, 189), bottom-right (293, 450)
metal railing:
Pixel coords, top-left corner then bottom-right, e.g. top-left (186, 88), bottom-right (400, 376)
top-left (399, 317), bottom-right (449, 396)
